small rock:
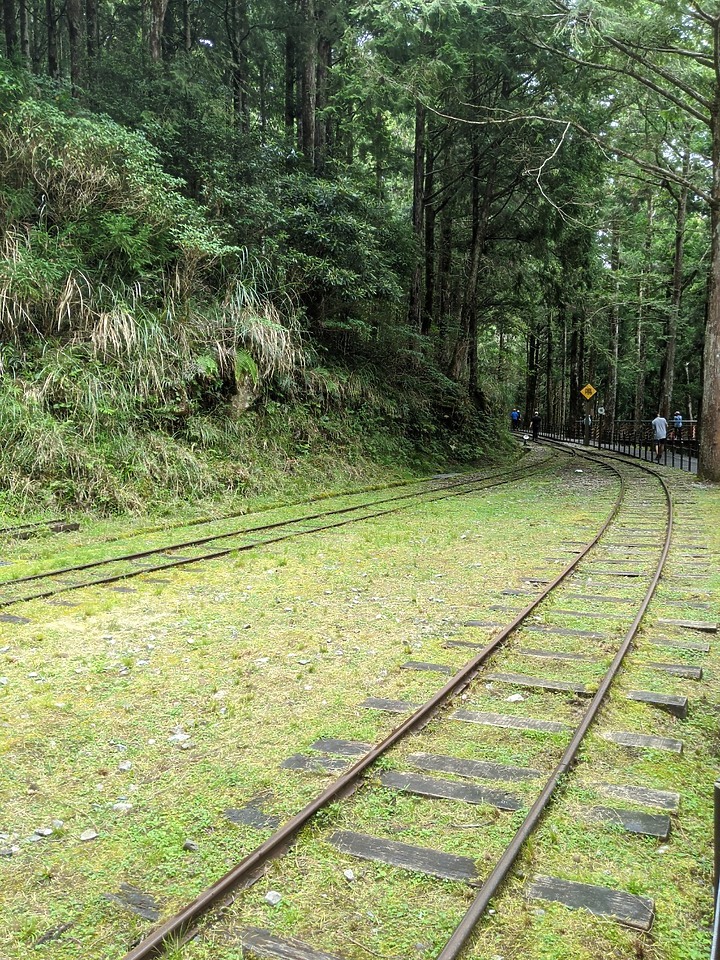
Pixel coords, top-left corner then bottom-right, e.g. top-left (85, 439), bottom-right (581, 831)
top-left (0, 847), bottom-right (16, 857)
top-left (506, 693), bottom-right (525, 703)
top-left (183, 840), bottom-right (199, 852)
top-left (343, 869), bottom-right (355, 882)
top-left (0, 677), bottom-right (8, 686)
top-left (533, 908), bottom-right (545, 917)
top-left (112, 802), bottom-right (133, 814)
top-left (117, 760), bottom-right (133, 772)
top-left (34, 827), bottom-right (53, 837)
top-left (52, 820), bottom-right (64, 829)
top-left (168, 731), bottom-right (191, 744)
top-left (265, 890), bottom-right (282, 906)
top-left (79, 829), bottom-right (98, 842)
top-left (658, 844), bottom-right (669, 854)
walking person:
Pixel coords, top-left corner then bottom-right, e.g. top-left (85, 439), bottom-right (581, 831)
top-left (673, 410), bottom-right (683, 441)
top-left (511, 408), bottom-right (520, 432)
top-left (651, 411), bottom-right (668, 463)
top-left (531, 410), bottom-right (541, 442)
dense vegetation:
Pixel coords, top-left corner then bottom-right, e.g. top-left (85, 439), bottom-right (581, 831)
top-left (1, 0), bottom-right (719, 506)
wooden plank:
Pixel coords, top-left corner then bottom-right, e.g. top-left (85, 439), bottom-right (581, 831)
top-left (594, 783), bottom-right (680, 812)
top-left (657, 618), bottom-right (717, 633)
top-left (234, 927), bottom-right (346, 960)
top-left (590, 570), bottom-right (643, 577)
top-left (649, 635), bottom-right (710, 652)
top-left (310, 738), bottom-right (371, 757)
top-left (281, 754), bottom-right (349, 775)
top-left (359, 697), bottom-right (419, 713)
top-left (564, 594), bottom-right (633, 604)
top-left (588, 806), bottom-right (671, 839)
top-left (379, 770), bottom-right (523, 810)
top-left (524, 624), bottom-right (608, 640)
top-left (540, 609), bottom-right (623, 620)
top-left (451, 709), bottom-right (570, 734)
top-left (224, 804), bottom-right (280, 830)
top-left (329, 830), bottom-right (477, 882)
top-left (627, 690), bottom-right (688, 719)
top-left (401, 661), bottom-right (453, 675)
top-left (527, 875), bottom-right (654, 930)
top-left (603, 731), bottom-right (683, 753)
top-left (0, 613), bottom-right (31, 624)
top-left (517, 649), bottom-right (600, 663)
top-left (103, 884), bottom-right (161, 921)
top-left (646, 662), bottom-right (703, 680)
top-left (407, 752), bottom-right (541, 783)
top-left (487, 672), bottom-right (591, 697)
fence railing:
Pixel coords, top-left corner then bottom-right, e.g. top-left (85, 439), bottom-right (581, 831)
top-left (538, 419), bottom-right (699, 473)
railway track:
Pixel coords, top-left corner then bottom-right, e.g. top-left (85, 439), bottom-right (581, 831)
top-left (106, 446), bottom-right (716, 960)
top-left (0, 458), bottom-right (552, 615)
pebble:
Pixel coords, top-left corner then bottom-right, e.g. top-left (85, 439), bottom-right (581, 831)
top-left (79, 829), bottom-right (98, 842)
top-left (34, 827), bottom-right (53, 837)
top-left (168, 730), bottom-right (191, 744)
top-left (0, 678), bottom-right (7, 686)
top-left (506, 693), bottom-right (525, 703)
top-left (112, 802), bottom-right (133, 813)
top-left (343, 869), bottom-right (355, 882)
top-left (52, 820), bottom-right (64, 829)
top-left (183, 840), bottom-right (199, 852)
top-left (265, 891), bottom-right (282, 906)
top-left (117, 761), bottom-right (133, 772)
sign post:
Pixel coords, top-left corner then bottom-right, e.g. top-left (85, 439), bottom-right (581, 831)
top-left (580, 384), bottom-right (597, 447)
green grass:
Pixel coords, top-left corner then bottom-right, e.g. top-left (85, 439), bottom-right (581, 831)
top-left (0, 454), bottom-right (717, 960)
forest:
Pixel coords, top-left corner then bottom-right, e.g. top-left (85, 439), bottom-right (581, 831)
top-left (1, 0), bottom-right (719, 507)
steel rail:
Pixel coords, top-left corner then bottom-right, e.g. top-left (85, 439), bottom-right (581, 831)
top-left (0, 467), bottom-right (520, 589)
top-left (0, 517), bottom-right (64, 536)
top-left (436, 449), bottom-right (673, 959)
top-left (121, 448), bottom-right (625, 960)
top-left (0, 460), bottom-right (553, 611)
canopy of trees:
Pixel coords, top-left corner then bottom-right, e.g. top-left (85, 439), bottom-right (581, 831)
top-left (1, 0), bottom-right (718, 480)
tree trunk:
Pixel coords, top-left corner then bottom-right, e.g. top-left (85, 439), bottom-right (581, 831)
top-left (544, 309), bottom-right (553, 427)
top-left (46, 0), bottom-right (58, 78)
top-left (182, 0), bottom-right (191, 51)
top-left (699, 102), bottom-right (720, 481)
top-left (284, 32), bottom-right (296, 139)
top-left (422, 128), bottom-right (436, 337)
top-left (229, 0), bottom-right (250, 132)
top-left (300, 0), bottom-right (316, 164)
top-left (86, 0), bottom-right (97, 60)
top-left (19, 0), bottom-right (29, 60)
top-left (314, 31), bottom-right (330, 172)
top-left (659, 152), bottom-right (689, 419)
top-left (525, 330), bottom-right (539, 424)
top-left (66, 0), bottom-right (82, 94)
top-left (407, 100), bottom-right (426, 331)
top-left (4, 0), bottom-right (17, 56)
top-left (31, 0), bottom-right (40, 71)
top-left (634, 195), bottom-right (653, 426)
top-left (605, 221), bottom-right (621, 441)
top-left (149, 0), bottom-right (169, 62)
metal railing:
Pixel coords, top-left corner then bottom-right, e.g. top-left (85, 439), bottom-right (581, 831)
top-left (538, 419), bottom-right (699, 473)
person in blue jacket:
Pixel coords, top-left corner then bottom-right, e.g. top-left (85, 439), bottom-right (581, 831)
top-left (673, 410), bottom-right (683, 441)
top-left (510, 408), bottom-right (520, 431)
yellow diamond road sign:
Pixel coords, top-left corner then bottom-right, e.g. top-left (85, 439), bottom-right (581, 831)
top-left (580, 383), bottom-right (597, 401)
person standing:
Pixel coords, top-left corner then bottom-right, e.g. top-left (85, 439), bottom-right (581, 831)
top-left (651, 412), bottom-right (668, 463)
top-left (673, 410), bottom-right (683, 441)
top-left (531, 410), bottom-right (541, 441)
top-left (511, 408), bottom-right (520, 431)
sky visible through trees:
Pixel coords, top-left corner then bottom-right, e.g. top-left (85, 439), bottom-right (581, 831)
top-left (1, 0), bottom-right (719, 480)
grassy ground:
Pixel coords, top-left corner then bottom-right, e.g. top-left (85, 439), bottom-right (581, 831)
top-left (0, 450), bottom-right (717, 960)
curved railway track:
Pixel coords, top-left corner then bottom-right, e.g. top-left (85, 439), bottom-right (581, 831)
top-left (0, 458), bottom-right (552, 613)
top-left (113, 446), bottom-right (699, 960)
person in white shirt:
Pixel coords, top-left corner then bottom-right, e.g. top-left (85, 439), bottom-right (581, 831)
top-left (651, 412), bottom-right (668, 463)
